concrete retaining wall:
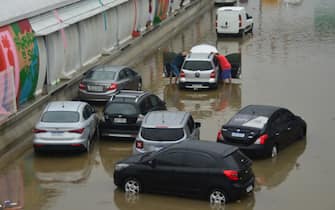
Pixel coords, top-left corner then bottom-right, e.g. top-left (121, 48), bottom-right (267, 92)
top-left (0, 0), bottom-right (214, 162)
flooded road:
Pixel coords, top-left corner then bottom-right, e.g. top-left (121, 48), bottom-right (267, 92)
top-left (1, 0), bottom-right (335, 209)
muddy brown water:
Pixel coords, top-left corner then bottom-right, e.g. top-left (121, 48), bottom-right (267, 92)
top-left (1, 0), bottom-right (335, 209)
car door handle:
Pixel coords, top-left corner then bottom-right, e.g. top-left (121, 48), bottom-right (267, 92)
top-left (275, 132), bottom-right (280, 136)
top-left (287, 127), bottom-right (291, 130)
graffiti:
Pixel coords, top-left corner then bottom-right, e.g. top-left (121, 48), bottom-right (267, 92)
top-left (0, 20), bottom-right (39, 121)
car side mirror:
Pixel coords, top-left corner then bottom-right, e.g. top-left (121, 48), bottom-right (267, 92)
top-left (195, 122), bottom-right (201, 128)
top-left (147, 159), bottom-right (156, 168)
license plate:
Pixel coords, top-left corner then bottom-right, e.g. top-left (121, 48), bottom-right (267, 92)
top-left (246, 185), bottom-right (253, 193)
top-left (232, 132), bottom-right (245, 138)
top-left (114, 118), bottom-right (127, 123)
top-left (51, 131), bottom-right (63, 136)
top-left (87, 85), bottom-right (103, 92)
top-left (191, 84), bottom-right (203, 88)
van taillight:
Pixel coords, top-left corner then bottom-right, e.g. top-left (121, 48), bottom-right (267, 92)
top-left (108, 83), bottom-right (118, 91)
top-left (32, 129), bottom-right (47, 133)
top-left (254, 134), bottom-right (269, 145)
top-left (69, 128), bottom-right (85, 134)
top-left (210, 71), bottom-right (216, 78)
top-left (136, 140), bottom-right (144, 149)
top-left (79, 83), bottom-right (86, 90)
top-left (180, 71), bottom-right (185, 78)
top-left (223, 170), bottom-right (239, 181)
top-left (217, 129), bottom-right (223, 142)
top-left (239, 15), bottom-right (242, 27)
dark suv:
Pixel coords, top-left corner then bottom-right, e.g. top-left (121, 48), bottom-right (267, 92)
top-left (99, 90), bottom-right (166, 139)
top-left (114, 140), bottom-right (254, 204)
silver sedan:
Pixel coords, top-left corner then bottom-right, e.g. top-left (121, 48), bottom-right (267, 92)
top-left (33, 101), bottom-right (99, 153)
top-left (78, 65), bottom-right (142, 101)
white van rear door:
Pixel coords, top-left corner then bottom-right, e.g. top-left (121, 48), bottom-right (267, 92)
top-left (217, 9), bottom-right (239, 34)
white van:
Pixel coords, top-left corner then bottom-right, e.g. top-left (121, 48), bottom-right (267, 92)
top-left (216, 7), bottom-right (253, 36)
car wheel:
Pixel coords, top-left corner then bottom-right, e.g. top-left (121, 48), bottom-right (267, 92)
top-left (124, 178), bottom-right (141, 194)
top-left (209, 188), bottom-right (227, 205)
top-left (137, 82), bottom-right (142, 91)
top-left (270, 144), bottom-right (278, 158)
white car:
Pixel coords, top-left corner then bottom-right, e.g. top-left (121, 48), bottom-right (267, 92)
top-left (216, 6), bottom-right (253, 37)
top-left (33, 101), bottom-right (99, 153)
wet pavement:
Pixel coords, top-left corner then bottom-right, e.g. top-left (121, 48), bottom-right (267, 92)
top-left (1, 0), bottom-right (335, 209)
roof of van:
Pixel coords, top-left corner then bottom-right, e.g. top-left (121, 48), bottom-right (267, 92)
top-left (217, 6), bottom-right (245, 12)
top-left (142, 111), bottom-right (190, 128)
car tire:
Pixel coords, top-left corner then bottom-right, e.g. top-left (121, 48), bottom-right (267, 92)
top-left (270, 144), bottom-right (278, 158)
top-left (239, 29), bottom-right (245, 38)
top-left (209, 188), bottom-right (228, 204)
top-left (124, 178), bottom-right (141, 194)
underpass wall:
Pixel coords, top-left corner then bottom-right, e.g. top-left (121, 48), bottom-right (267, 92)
top-left (0, 0), bottom-right (214, 161)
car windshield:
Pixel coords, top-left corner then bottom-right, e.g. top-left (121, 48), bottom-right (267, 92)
top-left (141, 128), bottom-right (184, 141)
top-left (41, 111), bottom-right (80, 123)
top-left (183, 61), bottom-right (213, 71)
top-left (86, 70), bottom-right (116, 81)
top-left (105, 103), bottom-right (138, 115)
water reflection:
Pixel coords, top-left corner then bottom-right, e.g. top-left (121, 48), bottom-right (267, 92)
top-left (163, 83), bottom-right (241, 119)
top-left (99, 140), bottom-right (133, 177)
top-left (0, 165), bottom-right (24, 208)
top-left (253, 139), bottom-right (306, 191)
top-left (113, 188), bottom-right (255, 210)
top-left (33, 152), bottom-right (95, 184)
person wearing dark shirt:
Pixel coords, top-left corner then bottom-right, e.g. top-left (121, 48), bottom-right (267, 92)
top-left (170, 51), bottom-right (187, 84)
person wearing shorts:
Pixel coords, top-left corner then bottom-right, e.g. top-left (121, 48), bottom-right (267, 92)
top-left (215, 52), bottom-right (232, 84)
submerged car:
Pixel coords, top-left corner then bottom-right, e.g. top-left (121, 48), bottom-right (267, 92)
top-left (99, 90), bottom-right (167, 139)
top-left (133, 111), bottom-right (201, 154)
top-left (114, 140), bottom-right (254, 204)
top-left (217, 105), bottom-right (307, 158)
top-left (78, 65), bottom-right (142, 101)
top-left (178, 44), bottom-right (220, 90)
top-left (33, 101), bottom-right (99, 153)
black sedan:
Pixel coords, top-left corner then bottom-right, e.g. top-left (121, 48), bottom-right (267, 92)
top-left (217, 105), bottom-right (307, 158)
top-left (78, 65), bottom-right (142, 101)
top-left (114, 140), bottom-right (254, 204)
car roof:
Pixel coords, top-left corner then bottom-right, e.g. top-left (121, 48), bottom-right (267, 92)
top-left (190, 44), bottom-right (218, 53)
top-left (45, 101), bottom-right (85, 112)
top-left (109, 90), bottom-right (148, 103)
top-left (142, 111), bottom-right (190, 128)
top-left (238, 105), bottom-right (282, 117)
top-left (165, 140), bottom-right (238, 158)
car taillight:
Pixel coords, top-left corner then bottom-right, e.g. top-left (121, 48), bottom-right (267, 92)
top-left (79, 83), bottom-right (86, 90)
top-left (69, 128), bottom-right (85, 134)
top-left (217, 129), bottom-right (223, 142)
top-left (239, 14), bottom-right (242, 27)
top-left (180, 71), bottom-right (185, 78)
top-left (135, 140), bottom-right (144, 149)
top-left (254, 134), bottom-right (269, 145)
top-left (210, 71), bottom-right (216, 79)
top-left (32, 128), bottom-right (47, 133)
top-left (108, 83), bottom-right (118, 91)
top-left (223, 170), bottom-right (239, 181)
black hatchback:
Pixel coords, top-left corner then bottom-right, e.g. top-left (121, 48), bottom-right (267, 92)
top-left (217, 105), bottom-right (307, 158)
top-left (99, 90), bottom-right (166, 139)
top-left (114, 140), bottom-right (254, 204)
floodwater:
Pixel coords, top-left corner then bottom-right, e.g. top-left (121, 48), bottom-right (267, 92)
top-left (1, 0), bottom-right (335, 209)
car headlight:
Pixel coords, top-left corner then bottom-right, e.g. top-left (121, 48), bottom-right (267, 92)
top-left (115, 163), bottom-right (129, 171)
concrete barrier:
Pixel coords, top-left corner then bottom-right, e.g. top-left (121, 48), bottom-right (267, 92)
top-left (0, 0), bottom-right (214, 162)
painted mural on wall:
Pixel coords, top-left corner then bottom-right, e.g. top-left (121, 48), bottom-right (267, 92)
top-left (153, 0), bottom-right (170, 25)
top-left (0, 20), bottom-right (39, 120)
